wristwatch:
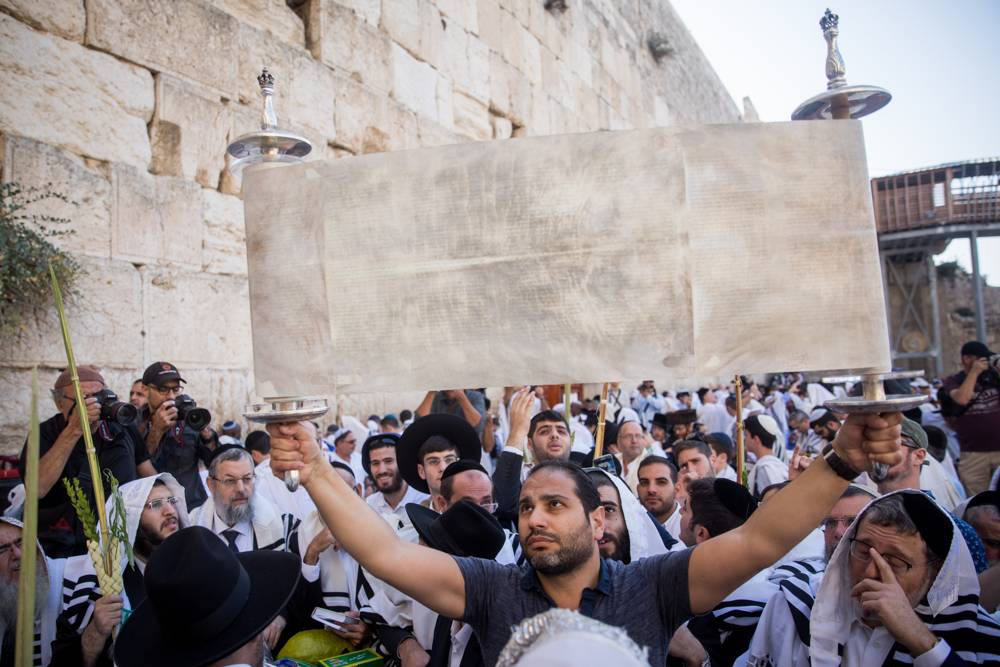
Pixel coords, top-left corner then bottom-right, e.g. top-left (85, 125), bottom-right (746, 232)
top-left (821, 444), bottom-right (862, 481)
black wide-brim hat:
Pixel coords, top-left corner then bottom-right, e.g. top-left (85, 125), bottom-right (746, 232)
top-left (114, 526), bottom-right (300, 667)
top-left (406, 500), bottom-right (505, 559)
top-left (665, 409), bottom-right (697, 425)
top-left (397, 414), bottom-right (481, 493)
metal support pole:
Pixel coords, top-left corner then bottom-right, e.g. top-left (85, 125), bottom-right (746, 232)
top-left (926, 253), bottom-right (943, 377)
top-left (970, 231), bottom-right (987, 342)
top-left (881, 251), bottom-right (895, 360)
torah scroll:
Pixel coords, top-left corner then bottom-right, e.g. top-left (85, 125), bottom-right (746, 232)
top-left (242, 120), bottom-right (889, 397)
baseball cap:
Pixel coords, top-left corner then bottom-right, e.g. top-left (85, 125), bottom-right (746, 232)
top-left (142, 362), bottom-right (186, 387)
top-left (900, 418), bottom-right (928, 450)
top-left (54, 365), bottom-right (105, 389)
top-left (960, 341), bottom-right (994, 358)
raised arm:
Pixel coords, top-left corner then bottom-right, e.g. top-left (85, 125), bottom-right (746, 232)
top-left (687, 412), bottom-right (903, 614)
top-left (267, 422), bottom-right (466, 619)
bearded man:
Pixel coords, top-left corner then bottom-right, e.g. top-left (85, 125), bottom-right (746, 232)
top-left (0, 518), bottom-right (63, 667)
top-left (54, 473), bottom-right (188, 666)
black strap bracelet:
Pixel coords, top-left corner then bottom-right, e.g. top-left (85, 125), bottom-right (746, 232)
top-left (821, 444), bottom-right (862, 481)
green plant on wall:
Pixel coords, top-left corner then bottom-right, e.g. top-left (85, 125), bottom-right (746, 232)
top-left (0, 182), bottom-right (83, 336)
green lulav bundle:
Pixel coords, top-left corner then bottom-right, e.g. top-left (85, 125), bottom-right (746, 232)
top-left (105, 470), bottom-right (135, 569)
top-left (62, 477), bottom-right (98, 544)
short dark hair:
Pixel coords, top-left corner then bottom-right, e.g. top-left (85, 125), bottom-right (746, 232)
top-left (244, 431), bottom-right (270, 455)
top-left (704, 433), bottom-right (734, 460)
top-left (674, 439), bottom-right (713, 461)
top-left (417, 435), bottom-right (457, 464)
top-left (400, 409), bottom-right (413, 422)
top-left (697, 387), bottom-right (710, 402)
top-left (688, 478), bottom-right (746, 538)
top-left (637, 455), bottom-right (677, 483)
top-left (528, 410), bottom-right (567, 438)
top-left (585, 469), bottom-right (617, 493)
top-left (526, 460), bottom-right (600, 514)
top-left (725, 395), bottom-right (737, 409)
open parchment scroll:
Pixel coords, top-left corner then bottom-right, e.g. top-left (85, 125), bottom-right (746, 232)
top-left (242, 120), bottom-right (889, 397)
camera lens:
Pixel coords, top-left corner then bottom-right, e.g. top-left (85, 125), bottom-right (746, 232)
top-left (111, 402), bottom-right (138, 426)
top-left (185, 408), bottom-right (211, 431)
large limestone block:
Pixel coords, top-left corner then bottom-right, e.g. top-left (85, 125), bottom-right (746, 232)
top-left (151, 76), bottom-right (231, 189)
top-left (500, 8), bottom-right (541, 84)
top-left (2, 136), bottom-right (112, 259)
top-left (0, 256), bottom-right (143, 368)
top-left (207, 0), bottom-right (305, 45)
top-left (333, 76), bottom-right (420, 154)
top-left (382, 0), bottom-right (444, 71)
top-left (0, 0), bottom-right (84, 41)
top-left (391, 43), bottom-right (441, 121)
top-left (435, 0), bottom-right (477, 32)
top-left (306, 0), bottom-right (393, 94)
top-left (334, 77), bottom-right (420, 154)
top-left (416, 117), bottom-right (461, 148)
top-left (442, 26), bottom-right (489, 105)
top-left (452, 92), bottom-right (492, 141)
top-left (330, 0), bottom-right (380, 26)
top-left (0, 14), bottom-right (153, 168)
top-left (112, 166), bottom-right (203, 267)
top-left (203, 189), bottom-right (247, 276)
top-left (86, 0), bottom-right (240, 98)
top-left (143, 269), bottom-right (252, 369)
top-left (476, 0), bottom-right (502, 53)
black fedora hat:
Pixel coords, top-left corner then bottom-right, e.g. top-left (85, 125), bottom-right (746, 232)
top-left (651, 413), bottom-right (670, 430)
top-left (405, 500), bottom-right (505, 559)
top-left (665, 409), bottom-right (697, 425)
top-left (114, 526), bottom-right (300, 667)
top-left (361, 433), bottom-right (401, 477)
top-left (397, 414), bottom-right (481, 493)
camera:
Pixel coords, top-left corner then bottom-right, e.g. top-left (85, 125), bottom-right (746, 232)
top-left (174, 394), bottom-right (211, 431)
top-left (93, 389), bottom-right (138, 426)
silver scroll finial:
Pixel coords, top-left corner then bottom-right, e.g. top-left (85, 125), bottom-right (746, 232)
top-left (791, 8), bottom-right (891, 121)
top-left (226, 67), bottom-right (312, 174)
top-left (820, 9), bottom-right (846, 90)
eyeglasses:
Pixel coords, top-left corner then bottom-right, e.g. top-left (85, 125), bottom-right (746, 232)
top-left (820, 516), bottom-right (857, 531)
top-left (0, 538), bottom-right (23, 557)
top-left (153, 385), bottom-right (184, 395)
top-left (480, 502), bottom-right (499, 514)
top-left (144, 496), bottom-right (180, 511)
top-left (210, 474), bottom-right (256, 488)
top-left (848, 537), bottom-right (914, 575)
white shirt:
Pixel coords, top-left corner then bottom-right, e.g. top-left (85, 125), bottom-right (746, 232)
top-left (747, 453), bottom-right (788, 497)
top-left (698, 402), bottom-right (731, 435)
top-left (717, 464), bottom-right (738, 482)
top-left (366, 484), bottom-right (429, 528)
top-left (661, 501), bottom-right (683, 542)
top-left (209, 513), bottom-right (253, 552)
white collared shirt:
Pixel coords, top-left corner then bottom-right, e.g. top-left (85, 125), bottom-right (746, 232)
top-left (661, 501), bottom-right (683, 542)
top-left (366, 484), bottom-right (429, 528)
top-left (209, 512), bottom-right (253, 552)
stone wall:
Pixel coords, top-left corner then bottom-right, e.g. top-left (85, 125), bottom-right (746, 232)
top-left (0, 0), bottom-right (743, 453)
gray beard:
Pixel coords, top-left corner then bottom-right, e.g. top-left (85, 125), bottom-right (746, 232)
top-left (219, 498), bottom-right (254, 526)
top-left (0, 568), bottom-right (49, 628)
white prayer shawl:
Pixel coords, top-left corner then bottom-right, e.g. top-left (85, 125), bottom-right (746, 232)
top-left (60, 473), bottom-right (190, 635)
top-left (341, 415), bottom-right (371, 449)
top-left (920, 455), bottom-right (965, 513)
top-left (808, 383), bottom-right (837, 411)
top-left (748, 490), bottom-right (1000, 666)
top-left (769, 528), bottom-right (826, 571)
top-left (0, 518), bottom-right (62, 667)
top-left (591, 469), bottom-right (668, 562)
top-left (689, 567), bottom-right (779, 665)
top-left (746, 454), bottom-right (788, 498)
top-left (298, 510), bottom-right (373, 612)
top-left (254, 458), bottom-right (316, 521)
top-left (189, 491), bottom-right (297, 553)
top-left (569, 420), bottom-right (594, 454)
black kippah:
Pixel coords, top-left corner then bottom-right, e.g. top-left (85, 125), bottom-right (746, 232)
top-left (713, 478), bottom-right (758, 521)
top-left (441, 459), bottom-right (488, 482)
top-left (900, 492), bottom-right (952, 561)
top-left (966, 490), bottom-right (1000, 512)
top-left (330, 460), bottom-right (356, 481)
top-left (208, 444), bottom-right (247, 465)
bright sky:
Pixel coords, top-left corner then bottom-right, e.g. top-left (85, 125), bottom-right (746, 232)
top-left (671, 0), bottom-right (1000, 285)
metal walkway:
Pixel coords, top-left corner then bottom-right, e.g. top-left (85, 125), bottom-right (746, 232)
top-left (873, 159), bottom-right (1000, 374)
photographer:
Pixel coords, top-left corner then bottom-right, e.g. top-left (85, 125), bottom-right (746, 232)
top-left (19, 366), bottom-right (155, 558)
top-left (140, 361), bottom-right (214, 510)
top-left (941, 341), bottom-right (1000, 495)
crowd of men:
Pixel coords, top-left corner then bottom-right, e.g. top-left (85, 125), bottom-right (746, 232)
top-left (2, 340), bottom-right (998, 666)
